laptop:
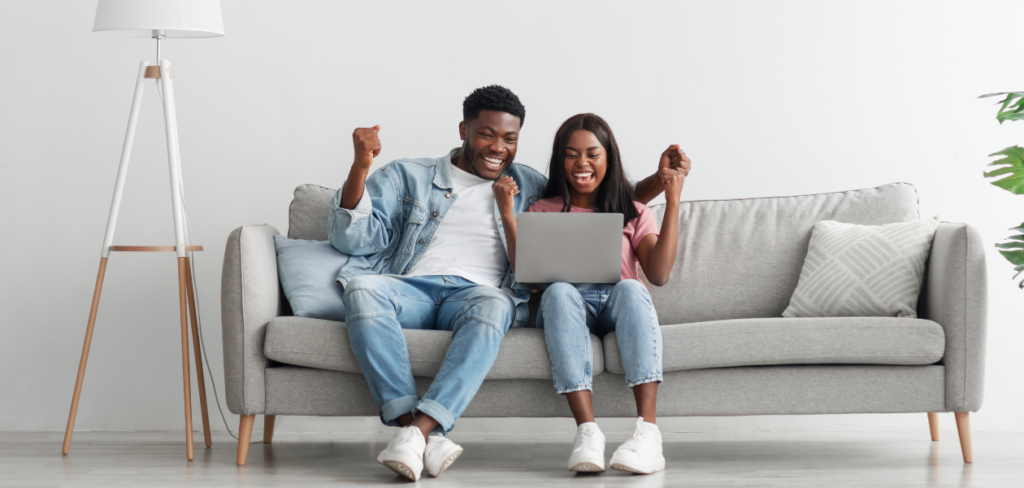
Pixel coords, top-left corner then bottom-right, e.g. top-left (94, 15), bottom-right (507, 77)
top-left (514, 212), bottom-right (622, 288)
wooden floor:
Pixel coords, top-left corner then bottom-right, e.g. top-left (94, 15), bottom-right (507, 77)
top-left (4, 430), bottom-right (1021, 487)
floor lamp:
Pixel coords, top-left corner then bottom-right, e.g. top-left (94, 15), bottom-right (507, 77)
top-left (62, 0), bottom-right (225, 461)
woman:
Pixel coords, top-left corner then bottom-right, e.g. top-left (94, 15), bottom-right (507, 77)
top-left (492, 113), bottom-right (686, 475)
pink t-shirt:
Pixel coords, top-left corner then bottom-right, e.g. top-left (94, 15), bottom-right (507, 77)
top-left (526, 197), bottom-right (659, 283)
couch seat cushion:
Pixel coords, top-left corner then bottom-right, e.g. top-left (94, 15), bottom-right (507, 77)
top-left (264, 316), bottom-right (604, 380)
top-left (604, 317), bottom-right (944, 374)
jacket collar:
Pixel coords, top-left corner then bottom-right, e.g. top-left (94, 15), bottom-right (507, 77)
top-left (433, 148), bottom-right (459, 190)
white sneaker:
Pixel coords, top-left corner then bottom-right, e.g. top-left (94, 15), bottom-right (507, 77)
top-left (568, 422), bottom-right (606, 472)
top-left (424, 433), bottom-right (464, 478)
top-left (376, 426), bottom-right (426, 481)
top-left (609, 417), bottom-right (665, 474)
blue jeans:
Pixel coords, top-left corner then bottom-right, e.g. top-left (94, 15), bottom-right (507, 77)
top-left (343, 274), bottom-right (515, 434)
top-left (537, 280), bottom-right (663, 394)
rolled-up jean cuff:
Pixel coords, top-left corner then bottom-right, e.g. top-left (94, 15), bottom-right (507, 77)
top-left (414, 399), bottom-right (455, 434)
top-left (555, 383), bottom-right (592, 395)
top-left (380, 395), bottom-right (420, 426)
top-left (626, 374), bottom-right (663, 388)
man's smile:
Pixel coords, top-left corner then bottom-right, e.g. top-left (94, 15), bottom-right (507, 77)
top-left (482, 155), bottom-right (505, 171)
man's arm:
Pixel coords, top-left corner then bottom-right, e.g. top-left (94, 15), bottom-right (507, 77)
top-left (633, 144), bottom-right (691, 205)
top-left (329, 125), bottom-right (399, 256)
top-left (341, 125), bottom-right (381, 210)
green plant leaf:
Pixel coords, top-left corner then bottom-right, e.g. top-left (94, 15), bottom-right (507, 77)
top-left (985, 146), bottom-right (1024, 194)
top-left (979, 92), bottom-right (1024, 124)
top-left (996, 242), bottom-right (1024, 249)
top-left (997, 222), bottom-right (1024, 287)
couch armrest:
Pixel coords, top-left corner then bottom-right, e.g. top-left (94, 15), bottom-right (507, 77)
top-left (221, 224), bottom-right (282, 415)
top-left (919, 222), bottom-right (987, 412)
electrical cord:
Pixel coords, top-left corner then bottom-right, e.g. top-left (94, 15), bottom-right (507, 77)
top-left (171, 109), bottom-right (259, 444)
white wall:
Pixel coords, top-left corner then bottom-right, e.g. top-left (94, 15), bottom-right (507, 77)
top-left (2, 0), bottom-right (1023, 436)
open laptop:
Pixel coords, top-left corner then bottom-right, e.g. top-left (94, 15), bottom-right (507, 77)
top-left (514, 212), bottom-right (622, 288)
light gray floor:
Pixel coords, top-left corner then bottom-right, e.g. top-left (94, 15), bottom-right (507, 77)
top-left (3, 431), bottom-right (1021, 487)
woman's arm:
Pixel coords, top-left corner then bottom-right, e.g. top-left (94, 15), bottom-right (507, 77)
top-left (636, 168), bottom-right (686, 286)
top-left (493, 176), bottom-right (520, 270)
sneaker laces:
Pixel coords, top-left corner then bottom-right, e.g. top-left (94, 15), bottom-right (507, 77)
top-left (620, 417), bottom-right (651, 451)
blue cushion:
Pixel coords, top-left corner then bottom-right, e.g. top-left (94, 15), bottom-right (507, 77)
top-left (273, 235), bottom-right (349, 322)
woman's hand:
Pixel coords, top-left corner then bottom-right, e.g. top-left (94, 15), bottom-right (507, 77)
top-left (659, 167), bottom-right (686, 204)
top-left (492, 176), bottom-right (519, 213)
top-left (633, 144), bottom-right (691, 204)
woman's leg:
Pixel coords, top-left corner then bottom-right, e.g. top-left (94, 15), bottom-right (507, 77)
top-left (539, 283), bottom-right (595, 424)
top-left (540, 283), bottom-right (607, 472)
top-left (601, 280), bottom-right (666, 474)
top-left (601, 280), bottom-right (663, 420)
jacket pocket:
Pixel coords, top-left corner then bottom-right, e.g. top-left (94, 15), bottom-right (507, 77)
top-left (398, 202), bottom-right (428, 257)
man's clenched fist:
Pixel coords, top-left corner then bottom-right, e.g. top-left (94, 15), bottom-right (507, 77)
top-left (492, 176), bottom-right (519, 215)
top-left (352, 125), bottom-right (382, 170)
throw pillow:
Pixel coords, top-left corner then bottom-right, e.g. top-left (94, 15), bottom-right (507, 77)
top-left (274, 235), bottom-right (349, 322)
top-left (783, 217), bottom-right (939, 318)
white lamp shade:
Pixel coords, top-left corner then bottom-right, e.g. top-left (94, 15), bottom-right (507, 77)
top-left (93, 0), bottom-right (224, 38)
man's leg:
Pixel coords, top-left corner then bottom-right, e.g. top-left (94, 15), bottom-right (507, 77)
top-left (413, 277), bottom-right (515, 435)
top-left (344, 274), bottom-right (438, 427)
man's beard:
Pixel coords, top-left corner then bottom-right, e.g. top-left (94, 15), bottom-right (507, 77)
top-left (459, 141), bottom-right (483, 178)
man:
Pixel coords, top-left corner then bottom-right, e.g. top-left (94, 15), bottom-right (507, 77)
top-left (329, 85), bottom-right (687, 481)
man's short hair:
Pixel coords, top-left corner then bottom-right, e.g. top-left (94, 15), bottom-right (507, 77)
top-left (463, 85), bottom-right (526, 126)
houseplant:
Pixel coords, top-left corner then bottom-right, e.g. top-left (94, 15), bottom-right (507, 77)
top-left (980, 91), bottom-right (1024, 286)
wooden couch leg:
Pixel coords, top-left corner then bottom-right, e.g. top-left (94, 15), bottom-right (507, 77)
top-left (927, 412), bottom-right (940, 441)
top-left (237, 415), bottom-right (255, 466)
top-left (264, 415), bottom-right (276, 443)
top-left (955, 412), bottom-right (973, 463)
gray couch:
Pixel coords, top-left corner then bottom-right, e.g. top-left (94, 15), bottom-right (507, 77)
top-left (221, 182), bottom-right (986, 466)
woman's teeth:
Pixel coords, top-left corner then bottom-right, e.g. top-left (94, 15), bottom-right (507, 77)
top-left (574, 172), bottom-right (595, 184)
top-left (483, 156), bottom-right (504, 169)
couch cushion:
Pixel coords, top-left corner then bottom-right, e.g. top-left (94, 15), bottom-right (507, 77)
top-left (264, 316), bottom-right (604, 380)
top-left (641, 183), bottom-right (921, 324)
top-left (603, 317), bottom-right (944, 374)
top-left (288, 184), bottom-right (336, 241)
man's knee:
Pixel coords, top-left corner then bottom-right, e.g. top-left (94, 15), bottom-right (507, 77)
top-left (344, 274), bottom-right (390, 300)
top-left (343, 275), bottom-right (396, 320)
top-left (460, 290), bottom-right (515, 334)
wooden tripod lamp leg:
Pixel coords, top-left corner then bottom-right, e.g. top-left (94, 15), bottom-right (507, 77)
top-left (927, 412), bottom-right (940, 441)
top-left (63, 62), bottom-right (149, 456)
top-left (184, 257), bottom-right (212, 448)
top-left (62, 257), bottom-right (109, 455)
top-left (176, 258), bottom-right (195, 461)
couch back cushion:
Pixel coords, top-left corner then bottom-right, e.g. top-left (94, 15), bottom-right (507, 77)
top-left (641, 183), bottom-right (920, 324)
top-left (288, 184), bottom-right (336, 241)
top-left (287, 182), bottom-right (921, 324)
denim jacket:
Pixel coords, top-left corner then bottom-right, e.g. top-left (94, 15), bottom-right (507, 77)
top-left (329, 148), bottom-right (548, 327)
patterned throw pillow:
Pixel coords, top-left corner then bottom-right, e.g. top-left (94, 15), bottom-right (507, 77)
top-left (783, 218), bottom-right (939, 318)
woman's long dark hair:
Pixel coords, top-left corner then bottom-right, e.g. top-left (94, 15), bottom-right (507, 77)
top-left (540, 113), bottom-right (638, 227)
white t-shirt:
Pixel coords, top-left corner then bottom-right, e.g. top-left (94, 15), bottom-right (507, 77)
top-left (405, 162), bottom-right (509, 286)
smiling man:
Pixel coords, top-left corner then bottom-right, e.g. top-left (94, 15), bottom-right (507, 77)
top-left (329, 85), bottom-right (683, 481)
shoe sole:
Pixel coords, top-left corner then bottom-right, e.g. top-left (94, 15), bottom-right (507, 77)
top-left (428, 448), bottom-right (463, 478)
top-left (609, 458), bottom-right (665, 475)
top-left (379, 460), bottom-right (421, 481)
top-left (569, 462), bottom-right (605, 472)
